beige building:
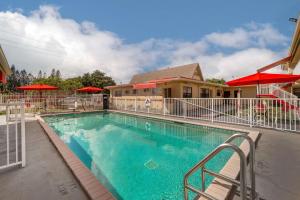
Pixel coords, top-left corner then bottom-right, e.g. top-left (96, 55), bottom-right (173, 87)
top-left (106, 63), bottom-right (227, 98)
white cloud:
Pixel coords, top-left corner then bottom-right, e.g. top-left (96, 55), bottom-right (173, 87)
top-left (0, 5), bottom-right (290, 82)
top-left (204, 23), bottom-right (288, 49)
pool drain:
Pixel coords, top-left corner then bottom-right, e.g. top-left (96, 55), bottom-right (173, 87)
top-left (144, 159), bottom-right (158, 170)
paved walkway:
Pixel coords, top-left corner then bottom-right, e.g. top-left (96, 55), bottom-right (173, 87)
top-left (0, 121), bottom-right (88, 200)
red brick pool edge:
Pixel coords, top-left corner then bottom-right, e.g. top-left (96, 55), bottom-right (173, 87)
top-left (38, 119), bottom-right (116, 200)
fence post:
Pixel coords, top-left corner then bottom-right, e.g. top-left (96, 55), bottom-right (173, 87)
top-left (211, 98), bottom-right (214, 122)
top-left (21, 99), bottom-right (26, 167)
top-left (250, 99), bottom-right (253, 127)
top-left (6, 102), bottom-right (9, 122)
top-left (163, 98), bottom-right (166, 115)
top-left (183, 100), bottom-right (187, 118)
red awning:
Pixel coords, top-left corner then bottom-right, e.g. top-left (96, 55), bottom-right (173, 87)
top-left (133, 83), bottom-right (157, 89)
top-left (226, 72), bottom-right (300, 86)
top-left (17, 84), bottom-right (58, 90)
top-left (77, 86), bottom-right (103, 92)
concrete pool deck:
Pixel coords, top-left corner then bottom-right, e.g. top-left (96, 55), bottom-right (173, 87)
top-left (1, 112), bottom-right (300, 200)
top-left (0, 121), bottom-right (89, 200)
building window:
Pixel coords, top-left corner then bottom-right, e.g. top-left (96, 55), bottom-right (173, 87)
top-left (234, 90), bottom-right (242, 98)
top-left (125, 90), bottom-right (130, 95)
top-left (132, 89), bottom-right (137, 94)
top-left (234, 90), bottom-right (238, 98)
top-left (164, 88), bottom-right (171, 98)
top-left (183, 86), bottom-right (192, 98)
top-left (224, 91), bottom-right (230, 98)
top-left (144, 88), bottom-right (150, 93)
top-left (152, 88), bottom-right (157, 95)
top-left (114, 90), bottom-right (122, 97)
top-left (200, 88), bottom-right (209, 98)
top-left (217, 89), bottom-right (222, 97)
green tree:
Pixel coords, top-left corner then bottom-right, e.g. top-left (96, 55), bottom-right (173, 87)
top-left (55, 70), bottom-right (61, 79)
top-left (61, 77), bottom-right (83, 91)
top-left (37, 70), bottom-right (42, 79)
top-left (50, 68), bottom-right (56, 78)
top-left (81, 70), bottom-right (115, 88)
top-left (206, 78), bottom-right (226, 85)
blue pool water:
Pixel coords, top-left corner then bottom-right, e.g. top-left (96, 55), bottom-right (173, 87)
top-left (44, 112), bottom-right (242, 200)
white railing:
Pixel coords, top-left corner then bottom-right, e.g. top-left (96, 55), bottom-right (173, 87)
top-left (0, 100), bottom-right (26, 170)
top-left (110, 97), bottom-right (300, 132)
top-left (0, 94), bottom-right (103, 114)
top-left (110, 96), bottom-right (164, 115)
top-left (259, 84), bottom-right (298, 99)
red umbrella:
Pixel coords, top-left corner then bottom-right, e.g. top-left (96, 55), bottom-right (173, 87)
top-left (17, 84), bottom-right (58, 110)
top-left (226, 72), bottom-right (300, 86)
top-left (17, 84), bottom-right (58, 90)
top-left (77, 86), bottom-right (103, 93)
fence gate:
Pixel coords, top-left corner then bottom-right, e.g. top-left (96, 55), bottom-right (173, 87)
top-left (0, 100), bottom-right (26, 170)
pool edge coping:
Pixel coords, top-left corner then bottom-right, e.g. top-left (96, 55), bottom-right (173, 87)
top-left (36, 115), bottom-right (116, 200)
top-left (108, 110), bottom-right (260, 200)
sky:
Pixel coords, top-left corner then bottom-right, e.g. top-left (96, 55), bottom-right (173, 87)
top-left (0, 1), bottom-right (299, 83)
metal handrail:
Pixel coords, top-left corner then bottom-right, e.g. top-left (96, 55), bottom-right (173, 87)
top-left (183, 143), bottom-right (247, 200)
top-left (225, 133), bottom-right (256, 200)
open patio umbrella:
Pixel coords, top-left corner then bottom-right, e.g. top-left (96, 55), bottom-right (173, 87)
top-left (226, 72), bottom-right (300, 86)
top-left (17, 84), bottom-right (58, 111)
top-left (77, 86), bottom-right (103, 93)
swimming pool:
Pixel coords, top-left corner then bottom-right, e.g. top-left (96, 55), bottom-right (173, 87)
top-left (44, 112), bottom-right (242, 200)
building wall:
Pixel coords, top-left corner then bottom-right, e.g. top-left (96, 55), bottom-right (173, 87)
top-left (224, 86), bottom-right (257, 98)
top-left (109, 81), bottom-right (225, 98)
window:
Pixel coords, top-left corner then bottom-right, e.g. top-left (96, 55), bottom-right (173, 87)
top-left (164, 88), bottom-right (171, 98)
top-left (152, 88), bottom-right (157, 95)
top-left (200, 88), bottom-right (209, 98)
top-left (234, 90), bottom-right (238, 98)
top-left (125, 90), bottom-right (130, 95)
top-left (183, 86), bottom-right (192, 98)
top-left (132, 89), bottom-right (137, 94)
top-left (224, 91), bottom-right (230, 98)
top-left (217, 89), bottom-right (222, 97)
top-left (144, 88), bottom-right (150, 93)
top-left (114, 90), bottom-right (122, 97)
top-left (234, 90), bottom-right (242, 98)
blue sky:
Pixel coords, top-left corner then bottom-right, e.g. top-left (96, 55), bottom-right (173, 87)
top-left (0, 1), bottom-right (299, 81)
top-left (1, 0), bottom-right (299, 42)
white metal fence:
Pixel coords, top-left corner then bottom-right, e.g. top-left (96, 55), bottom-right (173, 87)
top-left (110, 97), bottom-right (300, 132)
top-left (110, 97), bottom-right (164, 114)
top-left (0, 100), bottom-right (26, 170)
top-left (0, 94), bottom-right (103, 114)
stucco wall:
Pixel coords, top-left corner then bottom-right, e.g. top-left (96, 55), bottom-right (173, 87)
top-left (224, 86), bottom-right (257, 98)
top-left (109, 81), bottom-right (225, 98)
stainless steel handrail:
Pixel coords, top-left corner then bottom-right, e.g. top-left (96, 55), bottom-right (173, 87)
top-left (225, 133), bottom-right (256, 200)
top-left (183, 143), bottom-right (247, 200)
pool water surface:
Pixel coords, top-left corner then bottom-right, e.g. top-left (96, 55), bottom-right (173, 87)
top-left (44, 112), bottom-right (242, 200)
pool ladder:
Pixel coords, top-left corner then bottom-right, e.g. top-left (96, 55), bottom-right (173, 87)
top-left (183, 134), bottom-right (257, 200)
